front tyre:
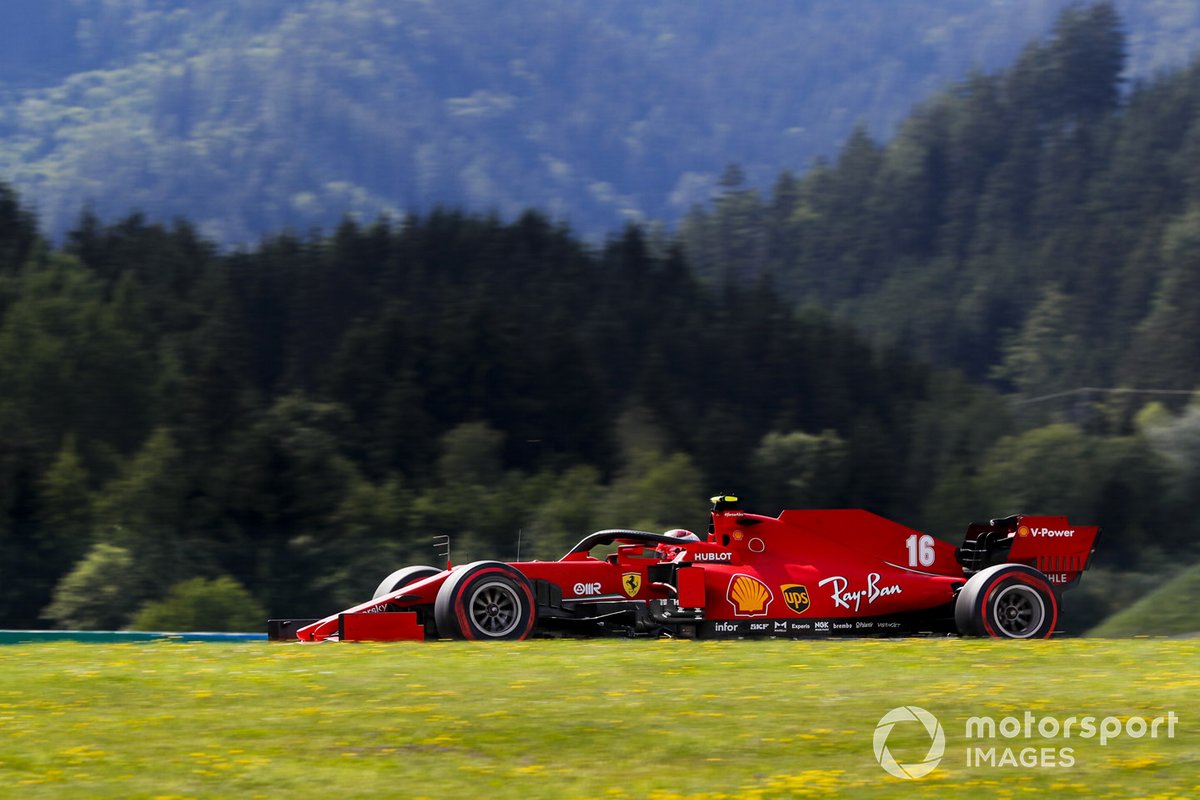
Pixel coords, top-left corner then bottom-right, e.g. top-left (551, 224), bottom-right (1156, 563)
top-left (434, 561), bottom-right (536, 641)
top-left (373, 565), bottom-right (442, 599)
top-left (955, 563), bottom-right (1059, 639)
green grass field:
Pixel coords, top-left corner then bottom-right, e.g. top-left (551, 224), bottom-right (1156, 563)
top-left (0, 639), bottom-right (1196, 799)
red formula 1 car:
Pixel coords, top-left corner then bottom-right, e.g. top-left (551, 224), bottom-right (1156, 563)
top-left (269, 495), bottom-right (1099, 642)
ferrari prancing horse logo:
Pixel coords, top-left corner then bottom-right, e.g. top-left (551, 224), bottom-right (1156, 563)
top-left (622, 573), bottom-right (642, 597)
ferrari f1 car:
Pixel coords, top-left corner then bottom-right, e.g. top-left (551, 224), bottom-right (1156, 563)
top-left (269, 495), bottom-right (1099, 642)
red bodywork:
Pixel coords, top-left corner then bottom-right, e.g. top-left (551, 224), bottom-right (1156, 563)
top-left (280, 499), bottom-right (1098, 642)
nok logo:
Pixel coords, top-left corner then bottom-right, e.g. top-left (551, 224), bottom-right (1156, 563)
top-left (873, 706), bottom-right (945, 779)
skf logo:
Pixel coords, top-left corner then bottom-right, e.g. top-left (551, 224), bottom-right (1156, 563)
top-left (621, 573), bottom-right (642, 597)
top-left (781, 584), bottom-right (811, 614)
top-left (727, 574), bottom-right (773, 617)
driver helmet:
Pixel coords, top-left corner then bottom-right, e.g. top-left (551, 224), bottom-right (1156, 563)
top-left (663, 528), bottom-right (700, 542)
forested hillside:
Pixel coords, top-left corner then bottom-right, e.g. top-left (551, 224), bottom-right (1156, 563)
top-left (2, 1), bottom-right (1199, 245)
top-left (3, 3), bottom-right (1200, 636)
top-left (0, 182), bottom-right (1196, 634)
top-left (681, 3), bottom-right (1200, 402)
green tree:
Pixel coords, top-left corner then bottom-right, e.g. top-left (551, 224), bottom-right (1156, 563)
top-left (526, 464), bottom-right (604, 559)
top-left (1044, 1), bottom-right (1125, 120)
top-left (223, 394), bottom-right (360, 614)
top-left (93, 427), bottom-right (197, 602)
top-left (993, 284), bottom-right (1084, 397)
top-left (1143, 404), bottom-right (1200, 522)
top-left (437, 422), bottom-right (505, 487)
top-left (37, 435), bottom-right (94, 571)
top-left (130, 576), bottom-right (266, 632)
top-left (317, 473), bottom-right (417, 607)
top-left (0, 254), bottom-right (157, 461)
top-left (1122, 207), bottom-right (1200, 389)
top-left (973, 424), bottom-right (1096, 518)
top-left (0, 424), bottom-right (48, 626)
top-left (606, 451), bottom-right (706, 533)
top-left (42, 543), bottom-right (137, 630)
top-left (0, 182), bottom-right (39, 270)
top-left (751, 429), bottom-right (848, 511)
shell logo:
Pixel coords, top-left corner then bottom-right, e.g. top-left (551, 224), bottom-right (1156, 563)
top-left (727, 574), bottom-right (773, 617)
top-left (1017, 525), bottom-right (1030, 537)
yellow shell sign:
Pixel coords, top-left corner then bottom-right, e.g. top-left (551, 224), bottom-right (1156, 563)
top-left (727, 574), bottom-right (773, 617)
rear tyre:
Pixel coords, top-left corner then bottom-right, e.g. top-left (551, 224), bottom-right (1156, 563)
top-left (955, 563), bottom-right (1059, 639)
top-left (434, 561), bottom-right (536, 641)
top-left (373, 565), bottom-right (442, 600)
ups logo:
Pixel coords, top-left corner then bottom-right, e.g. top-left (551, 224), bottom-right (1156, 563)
top-left (781, 584), bottom-right (811, 614)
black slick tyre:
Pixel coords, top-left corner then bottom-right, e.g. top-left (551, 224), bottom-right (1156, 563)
top-left (434, 561), bottom-right (536, 641)
top-left (955, 563), bottom-right (1059, 639)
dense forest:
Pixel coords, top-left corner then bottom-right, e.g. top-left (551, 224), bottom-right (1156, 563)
top-left (682, 3), bottom-right (1200, 399)
top-left (2, 1), bottom-right (1200, 245)
top-left (3, 3), bottom-right (1200, 635)
top-left (0, 192), bottom-right (1007, 627)
top-left (0, 183), bottom-right (1195, 635)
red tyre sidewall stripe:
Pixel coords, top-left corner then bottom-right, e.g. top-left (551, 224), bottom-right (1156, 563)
top-left (514, 580), bottom-right (535, 641)
top-left (453, 566), bottom-right (535, 641)
top-left (980, 571), bottom-right (1058, 639)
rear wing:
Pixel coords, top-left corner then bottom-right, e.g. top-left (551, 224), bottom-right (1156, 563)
top-left (957, 514), bottom-right (1099, 590)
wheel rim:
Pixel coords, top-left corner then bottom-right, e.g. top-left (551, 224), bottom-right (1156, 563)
top-left (992, 584), bottom-right (1046, 638)
top-left (466, 580), bottom-right (522, 637)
